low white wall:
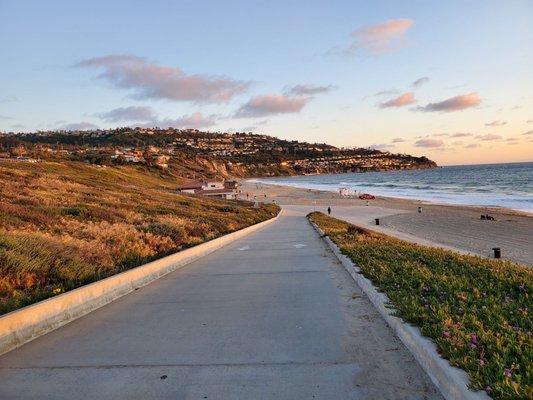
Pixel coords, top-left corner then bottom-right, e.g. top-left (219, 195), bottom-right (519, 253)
top-left (0, 211), bottom-right (281, 356)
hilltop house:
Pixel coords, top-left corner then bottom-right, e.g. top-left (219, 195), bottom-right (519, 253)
top-left (177, 179), bottom-right (240, 199)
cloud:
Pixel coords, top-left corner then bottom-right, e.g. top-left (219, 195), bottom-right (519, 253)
top-left (527, 120), bottom-right (533, 123)
top-left (450, 132), bottom-right (473, 138)
top-left (97, 105), bottom-right (217, 129)
top-left (379, 92), bottom-right (415, 108)
top-left (522, 130), bottom-right (533, 135)
top-left (392, 137), bottom-right (406, 143)
top-left (506, 137), bottom-right (520, 144)
top-left (235, 94), bottom-right (308, 118)
top-left (368, 143), bottom-right (394, 150)
top-left (362, 89), bottom-right (398, 101)
top-left (375, 89), bottom-right (399, 96)
top-left (434, 133), bottom-right (449, 137)
top-left (99, 106), bottom-right (156, 122)
top-left (413, 93), bottom-right (481, 112)
top-left (0, 115), bottom-right (12, 120)
top-left (485, 120), bottom-right (507, 127)
top-left (11, 124), bottom-right (25, 129)
top-left (412, 77), bottom-right (429, 88)
top-left (346, 19), bottom-right (414, 55)
top-left (0, 96), bottom-right (18, 103)
top-left (240, 120), bottom-right (269, 131)
top-left (414, 138), bottom-right (444, 148)
top-left (465, 143), bottom-right (480, 149)
top-left (77, 54), bottom-right (250, 103)
top-left (475, 134), bottom-right (502, 141)
top-left (60, 122), bottom-right (100, 131)
top-left (286, 84), bottom-right (335, 96)
top-left (154, 112), bottom-right (216, 129)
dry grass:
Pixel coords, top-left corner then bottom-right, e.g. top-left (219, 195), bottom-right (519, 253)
top-left (0, 160), bottom-right (278, 314)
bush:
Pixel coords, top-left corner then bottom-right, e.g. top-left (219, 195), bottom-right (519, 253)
top-left (308, 212), bottom-right (532, 400)
top-left (0, 161), bottom-right (279, 315)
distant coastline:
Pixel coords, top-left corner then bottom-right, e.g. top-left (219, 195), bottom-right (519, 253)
top-left (250, 162), bottom-right (533, 214)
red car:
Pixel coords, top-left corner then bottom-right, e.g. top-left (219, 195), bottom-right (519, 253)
top-left (359, 193), bottom-right (375, 200)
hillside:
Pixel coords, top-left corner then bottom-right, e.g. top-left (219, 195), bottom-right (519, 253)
top-left (0, 159), bottom-right (278, 314)
top-left (0, 128), bottom-right (437, 179)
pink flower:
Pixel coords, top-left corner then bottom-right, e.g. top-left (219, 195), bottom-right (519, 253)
top-left (470, 333), bottom-right (478, 344)
top-left (504, 368), bottom-right (512, 378)
top-left (442, 331), bottom-right (451, 338)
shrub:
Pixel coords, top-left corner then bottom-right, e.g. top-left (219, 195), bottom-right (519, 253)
top-left (308, 212), bottom-right (532, 400)
top-left (0, 161), bottom-right (279, 315)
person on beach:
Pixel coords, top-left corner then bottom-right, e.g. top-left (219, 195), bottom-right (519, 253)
top-left (327, 206), bottom-right (331, 215)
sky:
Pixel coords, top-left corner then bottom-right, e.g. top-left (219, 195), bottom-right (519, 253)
top-left (1, 0), bottom-right (532, 165)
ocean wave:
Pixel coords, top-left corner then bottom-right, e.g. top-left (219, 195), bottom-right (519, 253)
top-left (254, 163), bottom-right (533, 213)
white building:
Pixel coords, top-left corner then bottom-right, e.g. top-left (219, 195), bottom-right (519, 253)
top-left (177, 179), bottom-right (240, 200)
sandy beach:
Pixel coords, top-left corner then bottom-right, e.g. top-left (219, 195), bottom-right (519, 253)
top-left (240, 180), bottom-right (533, 266)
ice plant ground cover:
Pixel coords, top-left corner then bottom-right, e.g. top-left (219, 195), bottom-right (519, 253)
top-left (308, 212), bottom-right (531, 400)
top-left (0, 160), bottom-right (278, 315)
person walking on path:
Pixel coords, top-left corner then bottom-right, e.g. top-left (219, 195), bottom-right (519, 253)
top-left (327, 206), bottom-right (331, 215)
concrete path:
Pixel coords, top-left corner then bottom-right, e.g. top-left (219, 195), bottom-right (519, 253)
top-left (0, 208), bottom-right (441, 399)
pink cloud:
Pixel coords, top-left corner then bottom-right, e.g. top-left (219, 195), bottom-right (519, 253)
top-left (98, 106), bottom-right (217, 128)
top-left (380, 92), bottom-right (415, 108)
top-left (485, 120), bottom-right (507, 127)
top-left (522, 130), bottom-right (533, 136)
top-left (465, 143), bottom-right (480, 149)
top-left (156, 112), bottom-right (216, 128)
top-left (77, 54), bottom-right (250, 103)
top-left (99, 106), bottom-right (156, 122)
top-left (392, 137), bottom-right (406, 143)
top-left (286, 84), bottom-right (335, 96)
top-left (235, 94), bottom-right (308, 118)
top-left (368, 143), bottom-right (394, 150)
top-left (450, 132), bottom-right (473, 138)
top-left (414, 138), bottom-right (444, 148)
top-left (475, 134), bottom-right (502, 141)
top-left (348, 19), bottom-right (414, 55)
top-left (414, 93), bottom-right (481, 112)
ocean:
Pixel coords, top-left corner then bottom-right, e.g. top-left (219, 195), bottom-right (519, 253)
top-left (253, 162), bottom-right (533, 213)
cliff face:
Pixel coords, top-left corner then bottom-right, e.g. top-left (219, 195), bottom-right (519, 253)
top-left (169, 155), bottom-right (438, 180)
top-left (0, 129), bottom-right (438, 180)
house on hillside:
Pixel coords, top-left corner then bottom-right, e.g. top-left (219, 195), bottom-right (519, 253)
top-left (177, 179), bottom-right (240, 199)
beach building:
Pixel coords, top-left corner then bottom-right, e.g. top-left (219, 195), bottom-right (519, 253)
top-left (177, 179), bottom-right (240, 199)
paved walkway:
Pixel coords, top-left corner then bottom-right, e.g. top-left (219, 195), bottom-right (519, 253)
top-left (0, 209), bottom-right (441, 399)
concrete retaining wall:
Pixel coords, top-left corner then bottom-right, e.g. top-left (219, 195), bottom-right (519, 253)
top-left (308, 218), bottom-right (490, 400)
top-left (0, 211), bottom-right (281, 356)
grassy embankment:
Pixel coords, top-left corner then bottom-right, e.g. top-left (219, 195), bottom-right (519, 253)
top-left (308, 212), bottom-right (531, 400)
top-left (0, 160), bottom-right (278, 315)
